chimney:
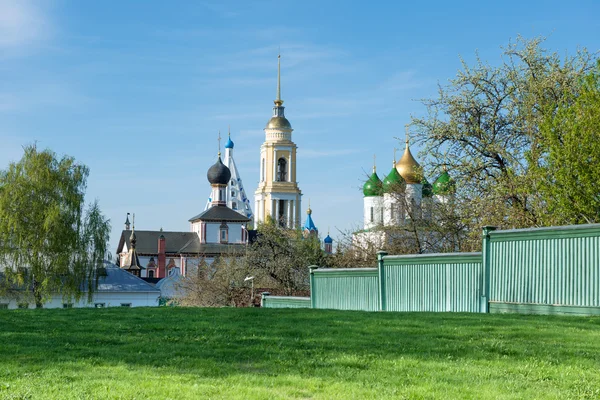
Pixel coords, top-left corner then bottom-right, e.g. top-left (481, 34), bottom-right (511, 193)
top-left (158, 233), bottom-right (166, 278)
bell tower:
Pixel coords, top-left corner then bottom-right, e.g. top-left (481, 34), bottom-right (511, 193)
top-left (254, 55), bottom-right (302, 228)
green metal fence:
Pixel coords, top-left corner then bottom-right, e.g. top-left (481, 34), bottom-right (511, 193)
top-left (261, 223), bottom-right (600, 316)
top-left (380, 252), bottom-right (482, 312)
top-left (261, 293), bottom-right (311, 309)
top-left (486, 224), bottom-right (600, 315)
top-left (310, 267), bottom-right (380, 311)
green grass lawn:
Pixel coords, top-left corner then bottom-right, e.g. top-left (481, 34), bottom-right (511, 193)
top-left (0, 308), bottom-right (599, 400)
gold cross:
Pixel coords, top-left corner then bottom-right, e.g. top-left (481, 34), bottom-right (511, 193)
top-left (218, 130), bottom-right (221, 156)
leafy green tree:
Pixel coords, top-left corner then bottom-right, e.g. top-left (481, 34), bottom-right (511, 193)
top-left (411, 36), bottom-right (598, 243)
top-left (532, 62), bottom-right (600, 224)
top-left (0, 145), bottom-right (111, 307)
top-left (246, 221), bottom-right (328, 295)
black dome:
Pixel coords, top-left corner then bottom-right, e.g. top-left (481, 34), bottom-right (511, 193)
top-left (207, 156), bottom-right (231, 185)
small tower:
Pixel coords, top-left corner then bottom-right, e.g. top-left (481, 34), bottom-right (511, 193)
top-left (124, 213), bottom-right (131, 230)
top-left (323, 230), bottom-right (333, 254)
top-left (382, 149), bottom-right (405, 226)
top-left (205, 128), bottom-right (255, 222)
top-left (302, 201), bottom-right (318, 238)
top-left (207, 150), bottom-right (231, 207)
top-left (121, 215), bottom-right (143, 277)
top-left (395, 127), bottom-right (422, 219)
top-left (254, 54), bottom-right (302, 228)
top-left (363, 156), bottom-right (384, 230)
top-left (189, 141), bottom-right (250, 244)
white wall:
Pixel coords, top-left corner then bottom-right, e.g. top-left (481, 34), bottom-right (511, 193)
top-left (0, 291), bottom-right (160, 309)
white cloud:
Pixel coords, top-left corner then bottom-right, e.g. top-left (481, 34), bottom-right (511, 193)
top-left (0, 0), bottom-right (50, 49)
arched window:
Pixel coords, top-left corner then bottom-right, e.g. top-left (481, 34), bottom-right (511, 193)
top-left (277, 158), bottom-right (287, 182)
top-left (261, 158), bottom-right (265, 181)
top-left (370, 207), bottom-right (374, 222)
top-left (148, 270), bottom-right (155, 278)
top-left (232, 201), bottom-right (237, 210)
top-left (220, 222), bottom-right (229, 243)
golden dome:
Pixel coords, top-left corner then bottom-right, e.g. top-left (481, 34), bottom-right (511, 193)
top-left (395, 144), bottom-right (421, 184)
top-left (265, 116), bottom-right (292, 130)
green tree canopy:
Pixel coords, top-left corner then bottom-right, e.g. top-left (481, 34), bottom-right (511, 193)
top-left (532, 61), bottom-right (600, 225)
top-left (410, 36), bottom-right (599, 249)
top-left (0, 145), bottom-right (111, 307)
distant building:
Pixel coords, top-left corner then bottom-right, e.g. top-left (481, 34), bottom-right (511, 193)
top-left (353, 132), bottom-right (455, 251)
top-left (0, 265), bottom-right (160, 309)
top-left (116, 148), bottom-right (251, 280)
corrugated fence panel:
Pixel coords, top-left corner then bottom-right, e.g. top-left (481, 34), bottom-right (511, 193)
top-left (312, 268), bottom-right (379, 311)
top-left (262, 296), bottom-right (311, 309)
top-left (489, 225), bottom-right (600, 313)
top-left (382, 253), bottom-right (482, 312)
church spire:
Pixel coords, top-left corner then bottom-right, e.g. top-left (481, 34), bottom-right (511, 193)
top-left (275, 54), bottom-right (283, 107)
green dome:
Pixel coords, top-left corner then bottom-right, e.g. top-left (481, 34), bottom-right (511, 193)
top-left (382, 167), bottom-right (405, 193)
top-left (363, 171), bottom-right (383, 197)
top-left (432, 171), bottom-right (455, 195)
top-left (421, 177), bottom-right (433, 198)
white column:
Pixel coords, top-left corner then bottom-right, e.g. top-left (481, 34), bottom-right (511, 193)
top-left (287, 200), bottom-right (292, 228)
top-left (273, 150), bottom-right (277, 181)
top-left (271, 199), bottom-right (276, 220)
top-left (275, 199), bottom-right (280, 223)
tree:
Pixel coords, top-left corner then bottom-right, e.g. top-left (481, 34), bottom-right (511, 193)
top-left (0, 145), bottom-right (111, 308)
top-left (411, 36), bottom-right (598, 243)
top-left (532, 61), bottom-right (600, 225)
top-left (177, 254), bottom-right (254, 307)
top-left (246, 221), bottom-right (328, 295)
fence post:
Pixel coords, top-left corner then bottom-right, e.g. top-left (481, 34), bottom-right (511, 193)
top-left (260, 292), bottom-right (270, 308)
top-left (308, 266), bottom-right (318, 309)
top-left (481, 226), bottom-right (497, 313)
top-left (377, 251), bottom-right (388, 311)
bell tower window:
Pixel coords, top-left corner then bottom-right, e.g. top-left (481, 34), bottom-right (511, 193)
top-left (277, 158), bottom-right (287, 182)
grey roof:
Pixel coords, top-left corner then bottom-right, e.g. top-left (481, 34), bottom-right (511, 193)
top-left (0, 266), bottom-right (160, 293)
top-left (189, 205), bottom-right (251, 223)
top-left (117, 230), bottom-right (247, 256)
top-left (94, 267), bottom-right (160, 293)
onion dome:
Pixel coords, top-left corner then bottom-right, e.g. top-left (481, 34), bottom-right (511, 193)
top-left (303, 206), bottom-right (317, 232)
top-left (265, 116), bottom-right (292, 130)
top-left (432, 170), bottom-right (455, 195)
top-left (207, 155), bottom-right (231, 185)
top-left (225, 136), bottom-right (234, 149)
top-left (363, 167), bottom-right (383, 197)
top-left (383, 165), bottom-right (405, 193)
top-left (324, 234), bottom-right (333, 244)
top-left (396, 138), bottom-right (422, 184)
top-left (421, 177), bottom-right (433, 198)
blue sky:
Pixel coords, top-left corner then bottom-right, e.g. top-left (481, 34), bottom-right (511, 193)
top-left (1, 0), bottom-right (599, 253)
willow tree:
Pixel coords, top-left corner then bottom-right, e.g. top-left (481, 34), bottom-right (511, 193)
top-left (411, 36), bottom-right (598, 239)
top-left (0, 145), bottom-right (111, 308)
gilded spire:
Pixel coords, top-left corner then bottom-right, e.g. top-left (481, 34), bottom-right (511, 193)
top-left (393, 148), bottom-right (397, 166)
top-left (307, 198), bottom-right (312, 215)
top-left (275, 54), bottom-right (283, 107)
top-left (396, 124), bottom-right (422, 184)
top-left (373, 154), bottom-right (377, 173)
top-left (218, 130), bottom-right (222, 157)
